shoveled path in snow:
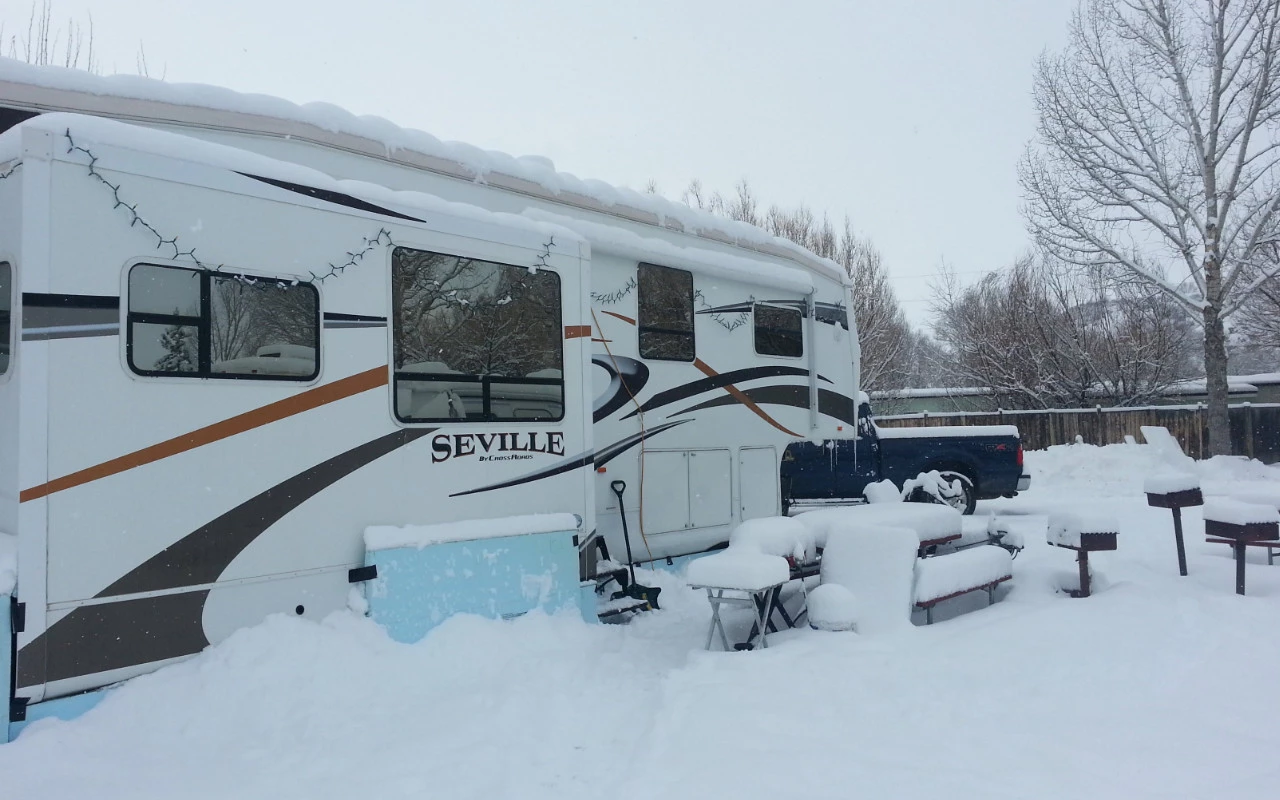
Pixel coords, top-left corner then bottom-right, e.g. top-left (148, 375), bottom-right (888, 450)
top-left (4, 442), bottom-right (1280, 799)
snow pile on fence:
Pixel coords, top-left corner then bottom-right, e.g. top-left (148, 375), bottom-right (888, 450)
top-left (819, 524), bottom-right (918, 634)
top-left (1047, 512), bottom-right (1119, 548)
top-left (1143, 472), bottom-right (1201, 495)
top-left (862, 480), bottom-right (902, 504)
top-left (364, 513), bottom-right (580, 551)
top-left (1202, 498), bottom-right (1280, 526)
top-left (796, 503), bottom-right (961, 547)
top-left (1140, 426), bottom-right (1197, 472)
top-left (913, 546), bottom-right (1012, 605)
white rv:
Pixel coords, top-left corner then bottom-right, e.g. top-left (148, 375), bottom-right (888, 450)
top-left (0, 60), bottom-right (860, 707)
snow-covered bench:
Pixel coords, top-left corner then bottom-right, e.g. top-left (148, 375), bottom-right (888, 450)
top-left (912, 545), bottom-right (1013, 624)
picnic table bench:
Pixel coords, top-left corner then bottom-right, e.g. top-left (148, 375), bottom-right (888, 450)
top-left (912, 545), bottom-right (1014, 624)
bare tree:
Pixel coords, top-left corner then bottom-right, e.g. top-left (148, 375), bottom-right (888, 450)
top-left (2, 1), bottom-right (96, 72)
top-left (840, 223), bottom-right (912, 393)
top-left (933, 254), bottom-right (1195, 408)
top-left (677, 178), bottom-right (916, 393)
top-left (1022, 0), bottom-right (1280, 453)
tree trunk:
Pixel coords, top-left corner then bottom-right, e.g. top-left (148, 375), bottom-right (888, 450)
top-left (1203, 303), bottom-right (1231, 456)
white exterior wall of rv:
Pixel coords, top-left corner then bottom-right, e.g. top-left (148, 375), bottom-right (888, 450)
top-left (9, 117), bottom-right (594, 701)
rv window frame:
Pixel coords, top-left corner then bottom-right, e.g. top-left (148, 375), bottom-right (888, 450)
top-left (390, 246), bottom-right (566, 425)
top-left (0, 261), bottom-right (12, 379)
top-left (125, 262), bottom-right (321, 382)
top-left (637, 262), bottom-right (696, 363)
top-left (753, 302), bottom-right (804, 359)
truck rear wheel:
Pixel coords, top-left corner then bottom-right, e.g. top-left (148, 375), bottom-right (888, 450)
top-left (937, 470), bottom-right (976, 515)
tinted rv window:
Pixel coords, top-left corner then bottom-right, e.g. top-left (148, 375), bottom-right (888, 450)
top-left (0, 262), bottom-right (10, 375)
top-left (638, 263), bottom-right (694, 361)
top-left (392, 247), bottom-right (564, 423)
top-left (126, 263), bottom-right (319, 381)
top-left (754, 303), bottom-right (803, 358)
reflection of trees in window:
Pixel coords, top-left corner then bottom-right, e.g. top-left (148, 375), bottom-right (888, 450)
top-left (754, 303), bottom-right (803, 358)
top-left (638, 263), bottom-right (694, 361)
top-left (0, 262), bottom-right (11, 374)
top-left (211, 278), bottom-right (319, 363)
top-left (127, 263), bottom-right (319, 380)
top-left (392, 247), bottom-right (563, 422)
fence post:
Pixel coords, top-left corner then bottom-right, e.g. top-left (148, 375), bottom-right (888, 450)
top-left (1096, 404), bottom-right (1103, 445)
top-left (1197, 403), bottom-right (1204, 460)
top-left (1245, 402), bottom-right (1255, 459)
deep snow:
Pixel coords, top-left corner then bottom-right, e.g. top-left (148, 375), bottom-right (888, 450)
top-left (4, 440), bottom-right (1280, 799)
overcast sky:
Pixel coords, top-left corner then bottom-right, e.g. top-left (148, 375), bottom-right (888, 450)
top-left (6, 0), bottom-right (1078, 327)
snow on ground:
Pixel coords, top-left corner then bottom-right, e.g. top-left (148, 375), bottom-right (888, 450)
top-left (5, 441), bottom-right (1280, 799)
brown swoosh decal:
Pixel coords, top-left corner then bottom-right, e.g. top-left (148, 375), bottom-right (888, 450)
top-left (692, 358), bottom-right (802, 438)
top-left (600, 310), bottom-right (636, 325)
top-left (20, 365), bottom-right (389, 502)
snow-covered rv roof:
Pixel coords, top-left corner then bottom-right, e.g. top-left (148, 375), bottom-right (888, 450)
top-left (0, 58), bottom-right (847, 286)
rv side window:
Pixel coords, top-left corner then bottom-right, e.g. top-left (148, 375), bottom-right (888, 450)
top-left (126, 263), bottom-right (320, 381)
top-left (391, 247), bottom-right (564, 423)
top-left (754, 303), bottom-right (803, 358)
top-left (0, 262), bottom-right (10, 375)
top-left (637, 263), bottom-right (694, 361)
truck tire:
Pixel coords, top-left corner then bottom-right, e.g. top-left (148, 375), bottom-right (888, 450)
top-left (937, 470), bottom-right (977, 515)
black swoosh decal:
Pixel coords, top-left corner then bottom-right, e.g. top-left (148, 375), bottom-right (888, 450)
top-left (621, 366), bottom-right (829, 419)
top-left (18, 428), bottom-right (432, 688)
top-left (324, 312), bottom-right (388, 329)
top-left (22, 292), bottom-right (121, 340)
top-left (671, 386), bottom-right (859, 427)
top-left (592, 354), bottom-right (649, 422)
top-left (238, 173), bottom-right (427, 223)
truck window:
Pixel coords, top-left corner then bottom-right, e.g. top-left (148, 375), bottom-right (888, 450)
top-left (0, 262), bottom-right (10, 375)
top-left (391, 246), bottom-right (564, 423)
top-left (754, 303), bottom-right (803, 358)
top-left (126, 263), bottom-right (319, 381)
top-left (638, 263), bottom-right (695, 362)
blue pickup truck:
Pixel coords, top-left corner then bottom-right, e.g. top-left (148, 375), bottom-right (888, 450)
top-left (781, 398), bottom-right (1030, 515)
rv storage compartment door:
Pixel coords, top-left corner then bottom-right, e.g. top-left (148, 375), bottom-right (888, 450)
top-left (688, 450), bottom-right (732, 529)
top-left (738, 447), bottom-right (780, 521)
top-left (641, 451), bottom-right (689, 534)
top-left (641, 449), bottom-right (733, 533)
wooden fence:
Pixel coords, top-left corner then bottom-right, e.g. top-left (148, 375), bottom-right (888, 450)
top-left (876, 402), bottom-right (1280, 463)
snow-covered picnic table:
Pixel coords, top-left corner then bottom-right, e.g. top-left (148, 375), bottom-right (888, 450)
top-left (794, 503), bottom-right (963, 550)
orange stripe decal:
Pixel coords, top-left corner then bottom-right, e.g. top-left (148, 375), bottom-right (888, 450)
top-left (692, 358), bottom-right (803, 438)
top-left (21, 366), bottom-right (389, 503)
top-left (564, 325), bottom-right (592, 339)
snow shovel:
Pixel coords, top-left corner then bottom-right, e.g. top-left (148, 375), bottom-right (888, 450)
top-left (610, 480), bottom-right (661, 611)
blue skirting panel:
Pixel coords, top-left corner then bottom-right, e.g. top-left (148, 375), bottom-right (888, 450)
top-left (365, 529), bottom-right (583, 644)
top-left (8, 688), bottom-right (108, 741)
top-left (2, 592), bottom-right (9, 743)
